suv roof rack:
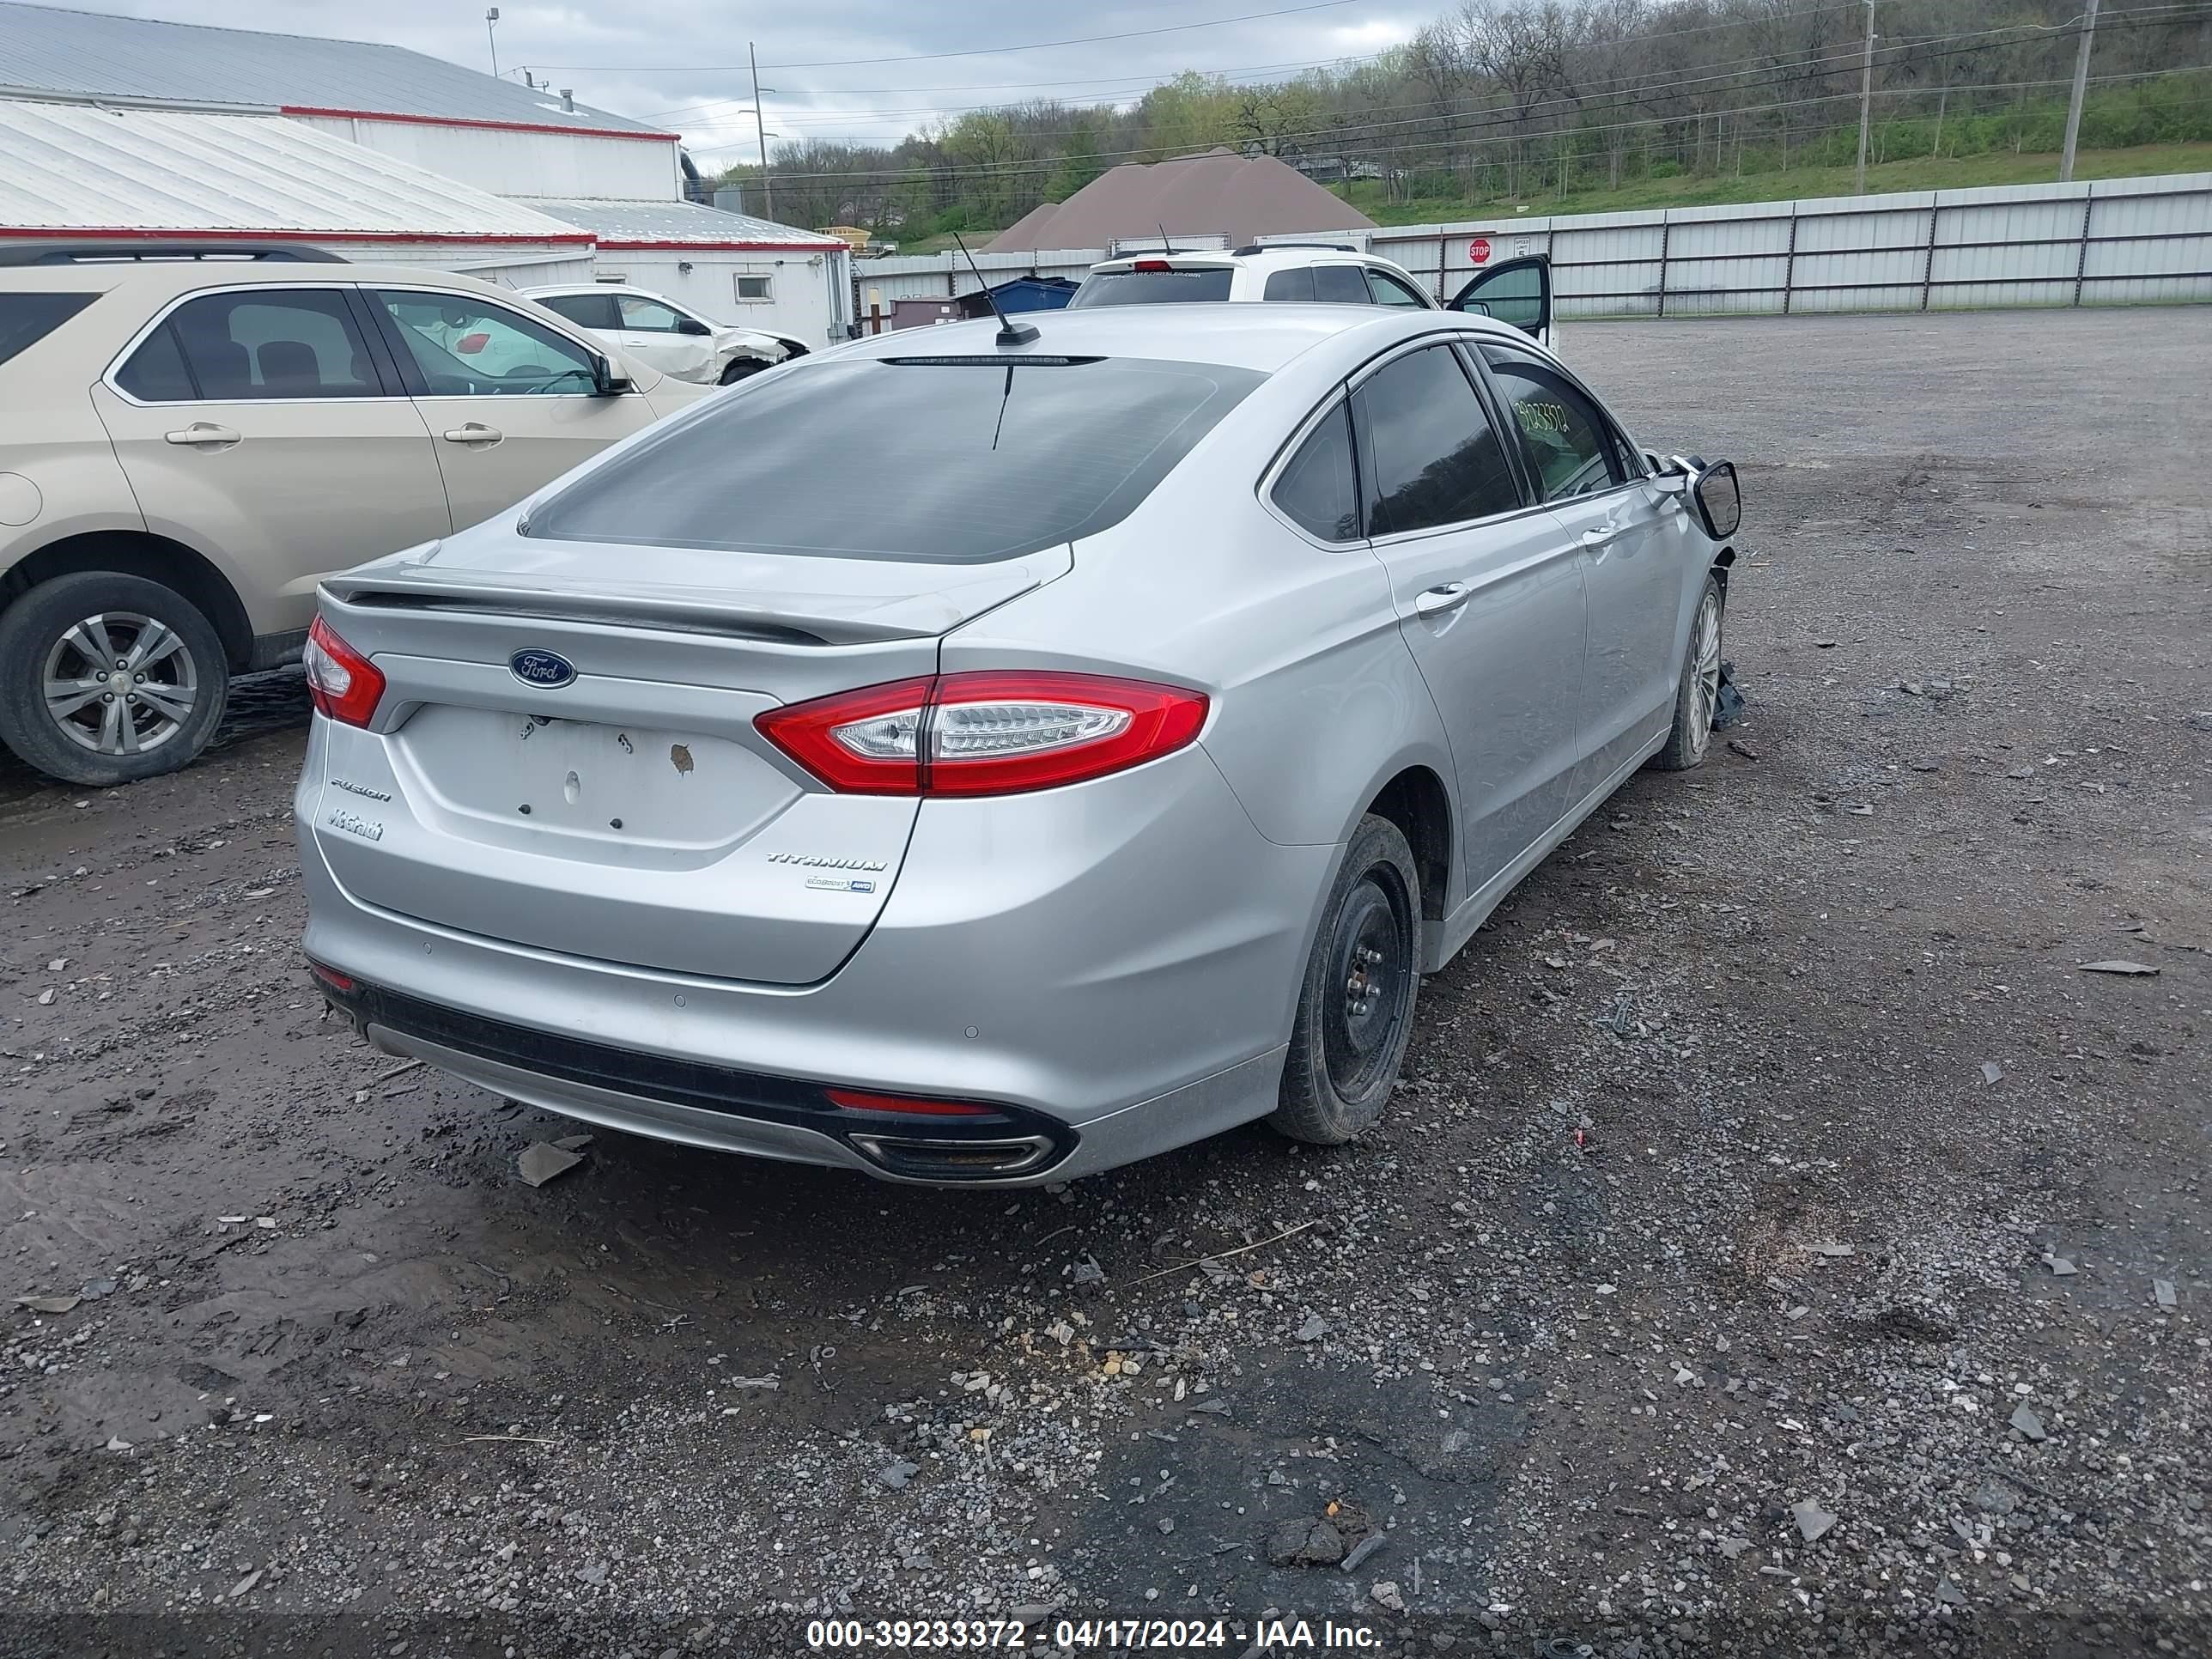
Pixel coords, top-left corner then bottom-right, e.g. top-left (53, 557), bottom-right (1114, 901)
top-left (1233, 241), bottom-right (1363, 256)
top-left (1104, 233), bottom-right (1231, 257)
top-left (0, 241), bottom-right (348, 266)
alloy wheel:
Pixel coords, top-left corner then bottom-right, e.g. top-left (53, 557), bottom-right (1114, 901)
top-left (42, 611), bottom-right (200, 758)
top-left (1687, 590), bottom-right (1723, 759)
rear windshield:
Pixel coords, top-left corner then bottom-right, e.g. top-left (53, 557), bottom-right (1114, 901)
top-left (0, 292), bottom-right (97, 367)
top-left (523, 356), bottom-right (1263, 563)
top-left (1069, 269), bottom-right (1234, 307)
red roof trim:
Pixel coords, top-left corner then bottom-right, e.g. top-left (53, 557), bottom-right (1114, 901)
top-left (282, 106), bottom-right (678, 143)
top-left (596, 238), bottom-right (848, 252)
top-left (0, 224), bottom-right (595, 246)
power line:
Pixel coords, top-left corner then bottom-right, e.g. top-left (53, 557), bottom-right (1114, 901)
top-left (639, 1), bottom-right (1883, 124)
top-left (691, 60), bottom-right (2212, 173)
top-left (686, 26), bottom-right (2044, 137)
top-left (645, 59), bottom-right (1395, 126)
top-left (638, 0), bottom-right (1875, 115)
top-left (529, 0), bottom-right (1370, 75)
top-left (684, 11), bottom-right (2208, 157)
top-left (641, 53), bottom-right (1402, 118)
top-left (675, 4), bottom-right (2207, 147)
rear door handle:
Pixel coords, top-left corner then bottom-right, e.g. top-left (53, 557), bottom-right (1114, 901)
top-left (163, 422), bottom-right (240, 447)
top-left (1414, 581), bottom-right (1472, 618)
top-left (441, 422), bottom-right (503, 446)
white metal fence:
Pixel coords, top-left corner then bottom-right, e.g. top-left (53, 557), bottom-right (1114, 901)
top-left (851, 170), bottom-right (2212, 325)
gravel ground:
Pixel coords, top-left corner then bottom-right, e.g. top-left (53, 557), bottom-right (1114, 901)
top-left (2, 308), bottom-right (2208, 1659)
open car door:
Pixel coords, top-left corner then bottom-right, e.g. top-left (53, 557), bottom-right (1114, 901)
top-left (1447, 254), bottom-right (1552, 349)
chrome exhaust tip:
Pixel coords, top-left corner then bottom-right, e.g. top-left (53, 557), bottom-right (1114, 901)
top-left (846, 1133), bottom-right (1060, 1181)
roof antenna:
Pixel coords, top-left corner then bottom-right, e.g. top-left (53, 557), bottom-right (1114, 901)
top-left (1158, 221), bottom-right (1172, 253)
top-left (952, 231), bottom-right (1036, 348)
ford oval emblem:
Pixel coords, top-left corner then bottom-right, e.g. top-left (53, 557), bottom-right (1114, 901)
top-left (510, 648), bottom-right (576, 689)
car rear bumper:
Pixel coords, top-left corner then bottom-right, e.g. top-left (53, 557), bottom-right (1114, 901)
top-left (325, 976), bottom-right (1285, 1184)
top-left (297, 734), bottom-right (1329, 1183)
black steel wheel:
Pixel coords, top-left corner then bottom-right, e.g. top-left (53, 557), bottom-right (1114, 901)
top-left (1270, 812), bottom-right (1421, 1146)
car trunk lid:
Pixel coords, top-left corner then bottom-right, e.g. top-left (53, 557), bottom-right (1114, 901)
top-left (307, 539), bottom-right (1066, 984)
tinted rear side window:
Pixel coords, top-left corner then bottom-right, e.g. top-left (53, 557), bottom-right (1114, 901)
top-left (1069, 270), bottom-right (1233, 307)
top-left (538, 292), bottom-right (619, 331)
top-left (0, 292), bottom-right (96, 367)
top-left (526, 356), bottom-right (1263, 563)
top-left (115, 321), bottom-right (196, 401)
top-left (1312, 265), bottom-right (1370, 304)
top-left (1272, 403), bottom-right (1359, 542)
top-left (1354, 343), bottom-right (1522, 537)
top-left (1262, 268), bottom-right (1316, 302)
top-left (163, 289), bottom-right (380, 399)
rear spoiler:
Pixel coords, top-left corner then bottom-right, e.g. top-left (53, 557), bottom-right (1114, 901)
top-left (319, 561), bottom-right (1049, 647)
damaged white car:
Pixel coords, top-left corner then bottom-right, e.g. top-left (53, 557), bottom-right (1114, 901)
top-left (524, 283), bottom-right (808, 386)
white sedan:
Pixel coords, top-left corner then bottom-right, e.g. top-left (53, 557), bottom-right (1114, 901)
top-left (524, 283), bottom-right (810, 386)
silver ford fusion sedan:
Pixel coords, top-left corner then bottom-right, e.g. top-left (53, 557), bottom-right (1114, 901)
top-left (296, 303), bottom-right (1742, 1185)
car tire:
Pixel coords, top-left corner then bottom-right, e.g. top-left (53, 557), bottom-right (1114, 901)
top-left (1269, 812), bottom-right (1422, 1146)
top-left (1650, 573), bottom-right (1723, 773)
top-left (0, 572), bottom-right (229, 787)
top-left (718, 357), bottom-right (769, 386)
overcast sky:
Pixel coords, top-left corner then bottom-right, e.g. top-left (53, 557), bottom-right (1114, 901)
top-left (52, 1), bottom-right (1423, 155)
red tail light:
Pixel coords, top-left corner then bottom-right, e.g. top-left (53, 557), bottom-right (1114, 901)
top-left (306, 960), bottom-right (356, 994)
top-left (1131, 258), bottom-right (1174, 272)
top-left (303, 617), bottom-right (385, 727)
top-left (756, 672), bottom-right (1206, 798)
top-left (825, 1086), bottom-right (994, 1118)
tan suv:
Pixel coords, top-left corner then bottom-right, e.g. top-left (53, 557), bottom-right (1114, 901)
top-left (0, 244), bottom-right (706, 786)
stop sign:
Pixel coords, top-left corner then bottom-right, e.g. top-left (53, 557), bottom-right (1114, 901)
top-left (1469, 236), bottom-right (1492, 265)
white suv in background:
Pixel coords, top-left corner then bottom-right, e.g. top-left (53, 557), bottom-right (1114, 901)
top-left (1073, 244), bottom-right (1437, 310)
top-left (525, 283), bottom-right (810, 386)
top-left (1070, 244), bottom-right (1553, 348)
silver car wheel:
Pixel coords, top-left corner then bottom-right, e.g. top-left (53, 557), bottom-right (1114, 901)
top-left (1686, 588), bottom-right (1723, 760)
top-left (42, 611), bottom-right (199, 757)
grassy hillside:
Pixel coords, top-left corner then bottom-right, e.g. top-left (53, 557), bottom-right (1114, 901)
top-left (1342, 142), bottom-right (2212, 225)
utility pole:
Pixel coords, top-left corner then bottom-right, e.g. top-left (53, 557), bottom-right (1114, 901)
top-left (1854, 0), bottom-right (1876, 194)
top-left (2060, 0), bottom-right (2102, 182)
top-left (750, 41), bottom-right (775, 222)
top-left (484, 8), bottom-right (501, 80)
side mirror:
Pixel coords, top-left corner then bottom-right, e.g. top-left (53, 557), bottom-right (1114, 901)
top-left (591, 353), bottom-right (635, 396)
top-left (675, 317), bottom-right (713, 337)
top-left (1690, 459), bottom-right (1741, 540)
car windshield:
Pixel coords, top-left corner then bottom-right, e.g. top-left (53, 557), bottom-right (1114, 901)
top-left (522, 355), bottom-right (1263, 563)
top-left (1069, 269), bottom-right (1235, 307)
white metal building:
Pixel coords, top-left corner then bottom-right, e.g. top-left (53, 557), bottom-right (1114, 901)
top-left (0, 96), bottom-right (597, 287)
top-left (0, 0), bottom-right (682, 200)
top-left (0, 3), bottom-right (850, 338)
top-left (521, 198), bottom-right (852, 348)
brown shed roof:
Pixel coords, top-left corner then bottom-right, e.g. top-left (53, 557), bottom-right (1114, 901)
top-left (984, 149), bottom-right (1375, 254)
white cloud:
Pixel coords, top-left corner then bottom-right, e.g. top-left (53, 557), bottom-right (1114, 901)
top-left (38, 0), bottom-right (1421, 149)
